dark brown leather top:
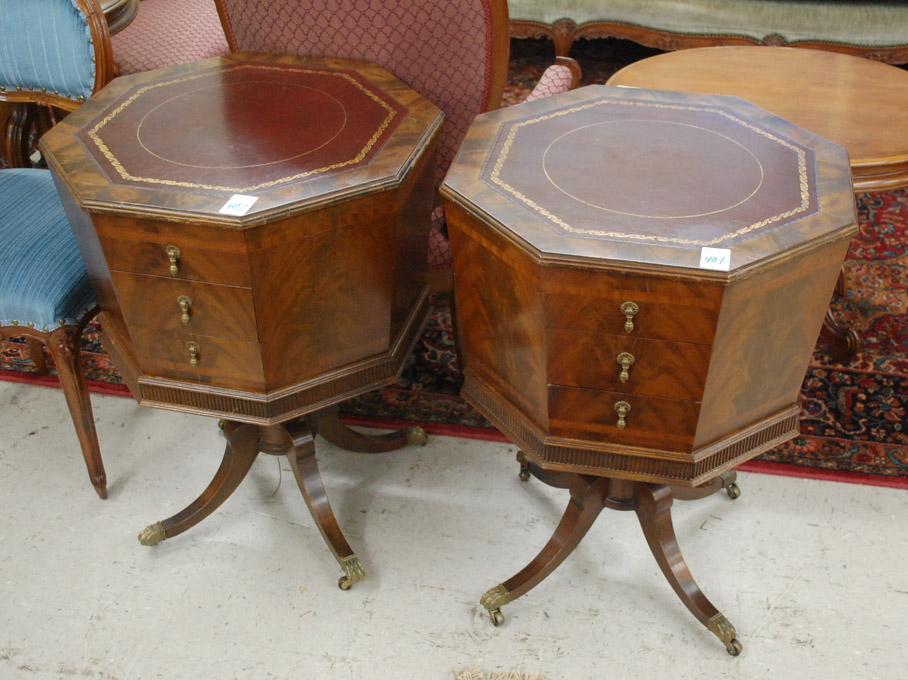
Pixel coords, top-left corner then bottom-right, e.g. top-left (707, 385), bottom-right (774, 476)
top-left (41, 53), bottom-right (444, 226)
top-left (443, 86), bottom-right (855, 275)
top-left (79, 61), bottom-right (406, 194)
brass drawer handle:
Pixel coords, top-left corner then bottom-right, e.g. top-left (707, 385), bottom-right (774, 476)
top-left (614, 400), bottom-right (631, 430)
top-left (617, 352), bottom-right (635, 383)
top-left (186, 341), bottom-right (200, 367)
top-left (165, 245), bottom-right (182, 276)
top-left (620, 301), bottom-right (639, 332)
top-left (178, 295), bottom-right (192, 324)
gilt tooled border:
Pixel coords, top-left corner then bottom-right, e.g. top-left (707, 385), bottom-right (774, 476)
top-left (488, 99), bottom-right (813, 247)
top-left (87, 64), bottom-right (399, 193)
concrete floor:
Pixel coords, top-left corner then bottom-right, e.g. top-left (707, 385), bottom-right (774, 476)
top-left (1, 379), bottom-right (906, 679)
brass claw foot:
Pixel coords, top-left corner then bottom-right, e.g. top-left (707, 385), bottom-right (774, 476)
top-left (138, 521), bottom-right (166, 546)
top-left (708, 613), bottom-right (742, 656)
top-left (406, 426), bottom-right (428, 446)
top-left (481, 584), bottom-right (510, 626)
top-left (338, 555), bottom-right (366, 590)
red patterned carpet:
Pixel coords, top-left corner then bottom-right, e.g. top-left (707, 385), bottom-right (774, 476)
top-left (3, 39), bottom-right (906, 486)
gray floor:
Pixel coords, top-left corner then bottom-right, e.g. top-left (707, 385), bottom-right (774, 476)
top-left (1, 379), bottom-right (906, 679)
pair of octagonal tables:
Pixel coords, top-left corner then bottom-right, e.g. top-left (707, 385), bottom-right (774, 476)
top-left (43, 51), bottom-right (855, 656)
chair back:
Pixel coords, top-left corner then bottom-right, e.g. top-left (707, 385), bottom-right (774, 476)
top-left (0, 0), bottom-right (114, 112)
top-left (214, 0), bottom-right (510, 192)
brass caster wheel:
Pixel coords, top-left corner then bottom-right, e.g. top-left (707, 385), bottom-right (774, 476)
top-left (406, 426), bottom-right (428, 446)
top-left (519, 465), bottom-right (530, 482)
top-left (217, 419), bottom-right (226, 430)
top-left (490, 608), bottom-right (504, 626)
top-left (337, 555), bottom-right (365, 591)
top-left (726, 482), bottom-right (741, 500)
top-left (708, 613), bottom-right (740, 656)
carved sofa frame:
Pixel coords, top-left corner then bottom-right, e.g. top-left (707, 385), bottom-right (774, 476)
top-left (509, 0), bottom-right (908, 63)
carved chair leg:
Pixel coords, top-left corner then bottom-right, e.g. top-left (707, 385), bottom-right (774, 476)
top-left (138, 422), bottom-right (260, 546)
top-left (281, 419), bottom-right (365, 590)
top-left (5, 103), bottom-right (35, 168)
top-left (634, 483), bottom-right (742, 655)
top-left (820, 308), bottom-right (859, 363)
top-left (516, 450), bottom-right (574, 489)
top-left (307, 404), bottom-right (427, 454)
top-left (47, 326), bottom-right (106, 499)
top-left (672, 470), bottom-right (740, 501)
top-left (25, 337), bottom-right (47, 374)
top-left (481, 474), bottom-right (610, 626)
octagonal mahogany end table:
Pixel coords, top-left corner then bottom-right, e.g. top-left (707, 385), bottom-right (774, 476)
top-left (41, 52), bottom-right (443, 589)
top-left (442, 85), bottom-right (856, 654)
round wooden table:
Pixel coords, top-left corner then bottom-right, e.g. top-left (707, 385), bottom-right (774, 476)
top-left (608, 46), bottom-right (908, 361)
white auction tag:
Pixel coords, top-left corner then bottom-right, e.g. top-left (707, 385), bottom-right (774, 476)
top-left (219, 194), bottom-right (258, 216)
top-left (699, 247), bottom-right (731, 271)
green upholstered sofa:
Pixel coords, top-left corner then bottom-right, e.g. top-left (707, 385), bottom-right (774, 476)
top-left (509, 0), bottom-right (908, 63)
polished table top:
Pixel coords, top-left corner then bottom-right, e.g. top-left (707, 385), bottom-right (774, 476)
top-left (607, 46), bottom-right (908, 191)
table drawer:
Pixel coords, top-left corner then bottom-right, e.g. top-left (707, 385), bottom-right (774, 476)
top-left (130, 328), bottom-right (265, 392)
top-left (543, 268), bottom-right (722, 345)
top-left (548, 386), bottom-right (699, 453)
top-left (111, 272), bottom-right (258, 342)
top-left (98, 232), bottom-right (250, 286)
top-left (546, 328), bottom-right (710, 401)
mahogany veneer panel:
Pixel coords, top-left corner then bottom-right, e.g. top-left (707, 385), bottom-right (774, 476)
top-left (546, 329), bottom-right (710, 401)
top-left (130, 328), bottom-right (265, 391)
top-left (111, 272), bottom-right (258, 341)
top-left (548, 386), bottom-right (700, 452)
top-left (542, 268), bottom-right (722, 345)
top-left (97, 217), bottom-right (252, 287)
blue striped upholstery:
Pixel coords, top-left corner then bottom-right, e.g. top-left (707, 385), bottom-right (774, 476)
top-left (0, 0), bottom-right (97, 103)
top-left (0, 169), bottom-right (96, 331)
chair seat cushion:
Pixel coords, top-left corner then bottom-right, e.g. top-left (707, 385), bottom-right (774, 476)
top-left (0, 169), bottom-right (96, 331)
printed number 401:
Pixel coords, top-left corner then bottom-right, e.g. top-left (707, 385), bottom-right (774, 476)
top-left (699, 247), bottom-right (731, 271)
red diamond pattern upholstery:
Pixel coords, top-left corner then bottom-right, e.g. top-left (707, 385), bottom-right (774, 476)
top-left (525, 63), bottom-right (578, 102)
top-left (112, 0), bottom-right (230, 76)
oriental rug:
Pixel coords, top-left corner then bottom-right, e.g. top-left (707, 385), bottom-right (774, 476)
top-left (2, 39), bottom-right (906, 487)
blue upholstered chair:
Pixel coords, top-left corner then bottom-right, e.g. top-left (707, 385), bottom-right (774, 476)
top-left (0, 0), bottom-right (117, 499)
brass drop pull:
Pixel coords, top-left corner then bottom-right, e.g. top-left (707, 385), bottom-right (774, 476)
top-left (614, 400), bottom-right (631, 430)
top-left (165, 245), bottom-right (182, 276)
top-left (620, 301), bottom-right (639, 332)
top-left (617, 352), bottom-right (635, 383)
top-left (186, 341), bottom-right (200, 367)
top-left (178, 295), bottom-right (192, 324)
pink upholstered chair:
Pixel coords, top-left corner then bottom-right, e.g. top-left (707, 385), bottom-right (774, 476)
top-left (213, 0), bottom-right (580, 279)
top-left (111, 0), bottom-right (230, 76)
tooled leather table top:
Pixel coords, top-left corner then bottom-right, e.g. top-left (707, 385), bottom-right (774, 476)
top-left (79, 61), bottom-right (405, 194)
top-left (41, 53), bottom-right (444, 226)
top-left (443, 86), bottom-right (855, 274)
